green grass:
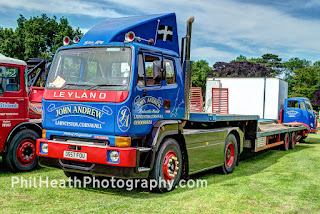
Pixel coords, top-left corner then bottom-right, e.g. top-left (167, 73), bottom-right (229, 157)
top-left (1, 134), bottom-right (320, 213)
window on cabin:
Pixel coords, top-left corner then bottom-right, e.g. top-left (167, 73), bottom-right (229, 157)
top-left (46, 47), bottom-right (132, 90)
top-left (300, 101), bottom-right (306, 111)
top-left (287, 101), bottom-right (299, 108)
top-left (164, 59), bottom-right (176, 85)
top-left (137, 54), bottom-right (145, 87)
top-left (0, 66), bottom-right (20, 91)
top-left (305, 100), bottom-right (313, 111)
top-left (145, 55), bottom-right (160, 86)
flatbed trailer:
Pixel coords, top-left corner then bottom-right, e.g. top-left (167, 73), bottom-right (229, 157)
top-left (36, 13), bottom-right (314, 192)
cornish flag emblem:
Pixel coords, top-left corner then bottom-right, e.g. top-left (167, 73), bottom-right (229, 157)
top-left (157, 25), bottom-right (173, 42)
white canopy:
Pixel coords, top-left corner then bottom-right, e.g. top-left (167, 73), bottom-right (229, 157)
top-left (0, 53), bottom-right (27, 66)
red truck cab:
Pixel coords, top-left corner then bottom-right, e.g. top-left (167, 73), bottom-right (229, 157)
top-left (0, 53), bottom-right (42, 172)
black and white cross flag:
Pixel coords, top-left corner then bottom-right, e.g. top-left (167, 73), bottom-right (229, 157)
top-left (157, 25), bottom-right (173, 42)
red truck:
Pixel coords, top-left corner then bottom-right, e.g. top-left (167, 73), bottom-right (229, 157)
top-left (0, 54), bottom-right (45, 172)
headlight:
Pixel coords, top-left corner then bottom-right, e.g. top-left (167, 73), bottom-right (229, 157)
top-left (40, 143), bottom-right (48, 154)
top-left (108, 151), bottom-right (119, 163)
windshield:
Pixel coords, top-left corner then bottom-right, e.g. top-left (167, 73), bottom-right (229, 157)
top-left (305, 100), bottom-right (313, 112)
top-left (46, 47), bottom-right (132, 91)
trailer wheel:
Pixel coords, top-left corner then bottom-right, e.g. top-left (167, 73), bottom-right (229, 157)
top-left (289, 132), bottom-right (296, 149)
top-left (283, 133), bottom-right (289, 151)
top-left (4, 129), bottom-right (39, 172)
top-left (220, 134), bottom-right (238, 174)
top-left (150, 138), bottom-right (182, 193)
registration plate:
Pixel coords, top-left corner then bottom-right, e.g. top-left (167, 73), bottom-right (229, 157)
top-left (63, 150), bottom-right (87, 160)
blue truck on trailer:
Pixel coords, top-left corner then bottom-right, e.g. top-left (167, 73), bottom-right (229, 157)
top-left (36, 13), bottom-right (316, 192)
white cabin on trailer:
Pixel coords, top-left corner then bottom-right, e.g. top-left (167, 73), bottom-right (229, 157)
top-left (205, 77), bottom-right (288, 120)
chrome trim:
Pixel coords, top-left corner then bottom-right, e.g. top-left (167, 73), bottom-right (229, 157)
top-left (47, 139), bottom-right (108, 148)
top-left (187, 142), bottom-right (225, 150)
top-left (183, 127), bottom-right (231, 135)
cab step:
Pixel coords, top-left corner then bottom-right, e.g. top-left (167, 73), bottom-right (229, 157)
top-left (136, 147), bottom-right (152, 152)
top-left (138, 167), bottom-right (151, 172)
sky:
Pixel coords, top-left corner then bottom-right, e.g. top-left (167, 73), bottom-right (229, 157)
top-left (0, 0), bottom-right (320, 65)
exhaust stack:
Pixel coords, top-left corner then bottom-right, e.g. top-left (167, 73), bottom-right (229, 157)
top-left (184, 16), bottom-right (194, 120)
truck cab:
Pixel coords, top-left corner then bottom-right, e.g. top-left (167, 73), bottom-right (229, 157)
top-left (37, 14), bottom-right (186, 179)
top-left (0, 54), bottom-right (42, 172)
top-left (283, 97), bottom-right (317, 133)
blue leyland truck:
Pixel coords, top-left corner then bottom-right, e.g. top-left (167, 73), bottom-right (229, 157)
top-left (36, 13), bottom-right (316, 192)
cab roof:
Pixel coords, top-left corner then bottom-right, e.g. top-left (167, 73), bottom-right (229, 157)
top-left (78, 13), bottom-right (180, 55)
top-left (286, 97), bottom-right (309, 101)
top-left (0, 53), bottom-right (27, 66)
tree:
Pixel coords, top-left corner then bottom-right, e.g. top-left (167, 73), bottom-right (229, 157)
top-left (232, 53), bottom-right (282, 76)
top-left (290, 66), bottom-right (320, 101)
top-left (209, 61), bottom-right (273, 78)
top-left (233, 55), bottom-right (247, 62)
top-left (312, 89), bottom-right (320, 111)
top-left (283, 57), bottom-right (311, 94)
top-left (0, 14), bottom-right (82, 61)
top-left (191, 60), bottom-right (211, 94)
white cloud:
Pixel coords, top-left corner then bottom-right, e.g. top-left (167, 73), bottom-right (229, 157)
top-left (192, 47), bottom-right (237, 63)
top-left (0, 0), bottom-right (124, 18)
top-left (103, 0), bottom-right (320, 63)
top-left (2, 0), bottom-right (320, 63)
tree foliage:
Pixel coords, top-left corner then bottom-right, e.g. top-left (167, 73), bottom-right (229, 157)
top-left (209, 61), bottom-right (273, 78)
top-left (290, 66), bottom-right (320, 105)
top-left (0, 14), bottom-right (82, 61)
top-left (191, 60), bottom-right (211, 93)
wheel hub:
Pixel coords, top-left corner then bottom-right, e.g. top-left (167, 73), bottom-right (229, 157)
top-left (225, 142), bottom-right (235, 167)
top-left (16, 139), bottom-right (36, 165)
top-left (162, 151), bottom-right (179, 182)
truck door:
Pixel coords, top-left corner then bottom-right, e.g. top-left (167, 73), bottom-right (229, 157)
top-left (284, 100), bottom-right (302, 123)
top-left (133, 53), bottom-right (181, 135)
top-left (0, 65), bottom-right (26, 150)
top-left (132, 53), bottom-right (164, 135)
top-left (304, 100), bottom-right (316, 129)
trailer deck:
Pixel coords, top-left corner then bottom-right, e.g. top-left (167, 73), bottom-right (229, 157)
top-left (257, 122), bottom-right (307, 138)
top-left (189, 112), bottom-right (259, 122)
top-left (189, 112), bottom-right (308, 141)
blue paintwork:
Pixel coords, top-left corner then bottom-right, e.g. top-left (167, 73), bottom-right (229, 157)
top-left (283, 97), bottom-right (316, 130)
top-left (77, 13), bottom-right (179, 55)
top-left (43, 13), bottom-right (185, 140)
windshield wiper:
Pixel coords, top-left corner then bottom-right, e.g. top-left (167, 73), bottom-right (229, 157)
top-left (61, 83), bottom-right (90, 89)
top-left (88, 84), bottom-right (123, 90)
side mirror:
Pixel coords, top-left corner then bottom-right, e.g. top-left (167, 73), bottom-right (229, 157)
top-left (0, 76), bottom-right (7, 95)
top-left (153, 60), bottom-right (166, 85)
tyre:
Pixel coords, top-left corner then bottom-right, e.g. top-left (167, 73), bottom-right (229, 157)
top-left (150, 138), bottom-right (182, 193)
top-left (289, 132), bottom-right (296, 149)
top-left (4, 129), bottom-right (39, 172)
top-left (282, 133), bottom-right (289, 151)
top-left (220, 134), bottom-right (238, 174)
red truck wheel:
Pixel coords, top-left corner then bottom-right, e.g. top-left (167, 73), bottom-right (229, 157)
top-left (289, 132), bottom-right (296, 149)
top-left (4, 130), bottom-right (39, 172)
top-left (220, 134), bottom-right (238, 174)
top-left (282, 133), bottom-right (289, 151)
top-left (150, 138), bottom-right (182, 193)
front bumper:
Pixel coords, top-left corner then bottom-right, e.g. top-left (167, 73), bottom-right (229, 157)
top-left (36, 138), bottom-right (149, 178)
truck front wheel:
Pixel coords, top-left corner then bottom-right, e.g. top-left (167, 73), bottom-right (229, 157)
top-left (150, 138), bottom-right (182, 193)
top-left (4, 129), bottom-right (39, 172)
top-left (220, 134), bottom-right (238, 174)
